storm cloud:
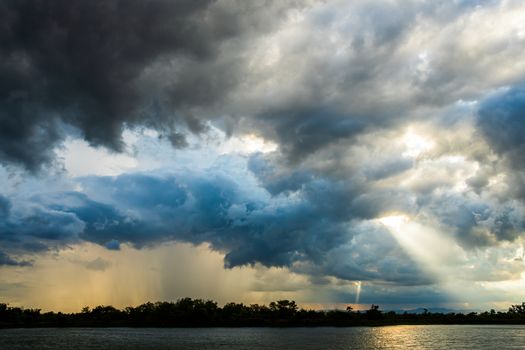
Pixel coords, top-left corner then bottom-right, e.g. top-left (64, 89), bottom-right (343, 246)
top-left (0, 249), bottom-right (31, 267)
top-left (2, 0), bottom-right (525, 308)
top-left (0, 167), bottom-right (433, 285)
top-left (477, 83), bottom-right (525, 164)
top-left (3, 0), bottom-right (521, 171)
top-left (0, 0), bottom-right (295, 169)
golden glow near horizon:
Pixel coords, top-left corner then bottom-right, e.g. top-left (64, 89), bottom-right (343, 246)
top-left (0, 242), bottom-right (314, 313)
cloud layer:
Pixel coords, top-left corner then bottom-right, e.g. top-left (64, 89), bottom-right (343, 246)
top-left (1, 0), bottom-right (525, 308)
top-left (0, 0), bottom-right (294, 169)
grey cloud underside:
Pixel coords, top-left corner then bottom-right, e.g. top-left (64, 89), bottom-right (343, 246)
top-left (0, 250), bottom-right (31, 267)
top-left (1, 160), bottom-right (522, 284)
top-left (0, 171), bottom-right (432, 285)
top-left (472, 83), bottom-right (525, 247)
top-left (0, 0), bottom-right (293, 170)
top-left (477, 83), bottom-right (525, 199)
top-left (0, 0), bottom-right (504, 170)
top-left (477, 84), bottom-right (525, 163)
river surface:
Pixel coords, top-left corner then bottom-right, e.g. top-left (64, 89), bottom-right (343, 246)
top-left (1, 325), bottom-right (524, 349)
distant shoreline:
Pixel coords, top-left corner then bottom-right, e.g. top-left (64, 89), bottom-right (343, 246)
top-left (2, 299), bottom-right (525, 329)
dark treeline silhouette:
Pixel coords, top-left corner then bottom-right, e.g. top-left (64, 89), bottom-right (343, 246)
top-left (2, 299), bottom-right (525, 328)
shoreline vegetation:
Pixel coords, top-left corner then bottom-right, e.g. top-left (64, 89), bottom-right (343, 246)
top-left (2, 299), bottom-right (525, 328)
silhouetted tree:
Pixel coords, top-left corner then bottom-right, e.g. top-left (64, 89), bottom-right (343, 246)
top-left (269, 300), bottom-right (298, 320)
top-left (3, 299), bottom-right (525, 328)
top-left (366, 304), bottom-right (382, 320)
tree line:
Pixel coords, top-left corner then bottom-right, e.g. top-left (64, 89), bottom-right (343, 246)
top-left (2, 299), bottom-right (525, 328)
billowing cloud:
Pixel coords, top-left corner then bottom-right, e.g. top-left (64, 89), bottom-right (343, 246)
top-left (0, 0), bottom-right (297, 170)
top-left (4, 0), bottom-right (525, 171)
top-left (478, 84), bottom-right (525, 163)
top-left (0, 161), bottom-right (431, 285)
top-left (0, 250), bottom-right (31, 267)
top-left (2, 0), bottom-right (525, 310)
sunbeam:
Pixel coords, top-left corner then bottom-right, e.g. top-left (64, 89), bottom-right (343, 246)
top-left (355, 281), bottom-right (362, 304)
top-left (378, 215), bottom-right (469, 303)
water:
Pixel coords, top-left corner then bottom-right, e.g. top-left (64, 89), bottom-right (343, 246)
top-left (1, 325), bottom-right (524, 349)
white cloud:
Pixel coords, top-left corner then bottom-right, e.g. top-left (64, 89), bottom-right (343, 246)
top-left (58, 138), bottom-right (138, 177)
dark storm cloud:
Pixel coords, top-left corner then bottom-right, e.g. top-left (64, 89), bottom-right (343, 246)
top-left (0, 194), bottom-right (10, 218)
top-left (0, 170), bottom-right (431, 285)
top-left (104, 239), bottom-right (121, 251)
top-left (0, 250), bottom-right (31, 267)
top-left (0, 203), bottom-right (84, 252)
top-left (415, 188), bottom-right (525, 249)
top-left (261, 108), bottom-right (368, 163)
top-left (247, 154), bottom-right (314, 195)
top-left (476, 82), bottom-right (525, 206)
top-left (477, 84), bottom-right (525, 165)
top-left (363, 158), bottom-right (413, 181)
top-left (0, 0), bottom-right (498, 171)
top-left (0, 0), bottom-right (294, 170)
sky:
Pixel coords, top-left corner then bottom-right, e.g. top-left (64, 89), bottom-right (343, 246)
top-left (1, 0), bottom-right (525, 312)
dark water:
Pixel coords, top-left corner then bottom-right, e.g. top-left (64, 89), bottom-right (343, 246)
top-left (1, 325), bottom-right (525, 349)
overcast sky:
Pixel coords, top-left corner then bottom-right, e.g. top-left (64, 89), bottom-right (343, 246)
top-left (2, 0), bottom-right (525, 312)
